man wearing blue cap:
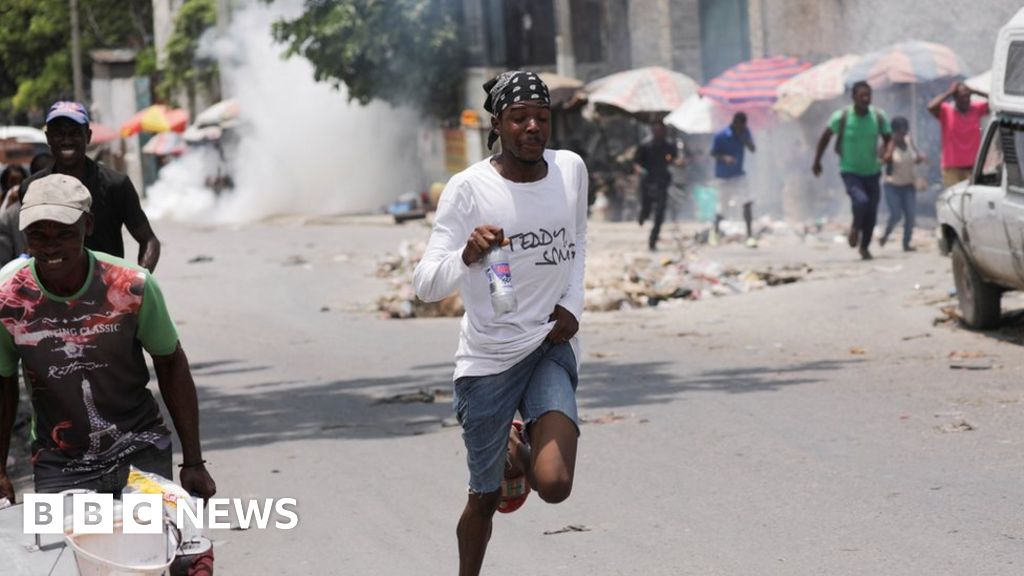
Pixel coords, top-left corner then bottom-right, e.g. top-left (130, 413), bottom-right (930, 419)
top-left (18, 101), bottom-right (161, 272)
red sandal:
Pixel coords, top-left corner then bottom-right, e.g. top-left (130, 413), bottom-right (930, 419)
top-left (497, 420), bottom-right (530, 513)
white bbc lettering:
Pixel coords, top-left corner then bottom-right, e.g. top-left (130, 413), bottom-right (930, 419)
top-left (274, 498), bottom-right (299, 530)
top-left (233, 498), bottom-right (274, 530)
top-left (206, 498), bottom-right (231, 529)
top-left (122, 493), bottom-right (163, 534)
top-left (73, 493), bottom-right (113, 534)
top-left (23, 494), bottom-right (63, 535)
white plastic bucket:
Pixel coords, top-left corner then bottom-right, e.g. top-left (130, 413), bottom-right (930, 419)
top-left (65, 519), bottom-right (179, 576)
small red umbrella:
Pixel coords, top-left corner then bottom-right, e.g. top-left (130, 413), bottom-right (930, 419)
top-left (89, 123), bottom-right (120, 144)
top-left (120, 105), bottom-right (189, 137)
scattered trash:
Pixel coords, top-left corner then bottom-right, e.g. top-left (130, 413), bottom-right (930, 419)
top-left (937, 418), bottom-right (975, 433)
top-left (849, 347), bottom-right (867, 355)
top-left (375, 388), bottom-right (451, 404)
top-left (580, 412), bottom-right (630, 425)
top-left (187, 255), bottom-right (214, 264)
top-left (949, 363), bottom-right (992, 371)
top-left (374, 241), bottom-right (810, 317)
top-left (282, 255), bottom-right (309, 267)
top-left (948, 351), bottom-right (987, 360)
top-left (902, 333), bottom-right (931, 341)
top-left (934, 306), bottom-right (961, 326)
top-left (543, 524), bottom-right (591, 536)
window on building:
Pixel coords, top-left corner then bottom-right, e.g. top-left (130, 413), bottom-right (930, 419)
top-left (504, 0), bottom-right (557, 68)
top-left (570, 0), bottom-right (605, 64)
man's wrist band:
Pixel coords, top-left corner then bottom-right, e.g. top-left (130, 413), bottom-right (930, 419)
top-left (178, 460), bottom-right (207, 469)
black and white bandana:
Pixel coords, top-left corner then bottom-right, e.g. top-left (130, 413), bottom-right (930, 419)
top-left (482, 71), bottom-right (551, 149)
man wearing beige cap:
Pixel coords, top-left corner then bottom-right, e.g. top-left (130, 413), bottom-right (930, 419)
top-left (0, 174), bottom-right (215, 500)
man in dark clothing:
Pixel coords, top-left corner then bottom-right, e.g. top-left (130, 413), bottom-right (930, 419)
top-left (633, 122), bottom-right (681, 251)
top-left (19, 101), bottom-right (161, 271)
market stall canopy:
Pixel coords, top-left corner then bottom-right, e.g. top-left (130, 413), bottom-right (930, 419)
top-left (537, 73), bottom-right (584, 107)
top-left (700, 56), bottom-right (812, 109)
top-left (0, 126), bottom-right (46, 144)
top-left (774, 54), bottom-right (862, 118)
top-left (194, 98), bottom-right (240, 129)
top-left (88, 123), bottom-right (119, 145)
top-left (585, 66), bottom-right (699, 115)
top-left (664, 94), bottom-right (716, 134)
top-left (141, 131), bottom-right (186, 156)
top-left (120, 105), bottom-right (189, 137)
top-left (844, 40), bottom-right (968, 88)
top-left (966, 69), bottom-right (992, 93)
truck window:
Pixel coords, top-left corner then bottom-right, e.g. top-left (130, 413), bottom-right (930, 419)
top-left (1007, 41), bottom-right (1024, 96)
top-left (976, 126), bottom-right (1004, 186)
top-left (1010, 127), bottom-right (1024, 190)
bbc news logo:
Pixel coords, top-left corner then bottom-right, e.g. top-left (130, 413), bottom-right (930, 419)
top-left (23, 494), bottom-right (299, 534)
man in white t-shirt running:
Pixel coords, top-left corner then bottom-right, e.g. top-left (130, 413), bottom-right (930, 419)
top-left (413, 71), bottom-right (588, 576)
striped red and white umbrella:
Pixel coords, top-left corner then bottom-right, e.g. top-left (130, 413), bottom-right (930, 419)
top-left (774, 54), bottom-right (862, 117)
top-left (700, 56), bottom-right (812, 109)
top-left (585, 66), bottom-right (699, 115)
top-left (845, 40), bottom-right (967, 88)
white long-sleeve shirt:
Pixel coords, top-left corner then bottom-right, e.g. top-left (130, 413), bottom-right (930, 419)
top-left (413, 149), bottom-right (588, 380)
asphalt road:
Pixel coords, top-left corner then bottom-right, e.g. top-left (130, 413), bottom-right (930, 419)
top-left (6, 216), bottom-right (1024, 574)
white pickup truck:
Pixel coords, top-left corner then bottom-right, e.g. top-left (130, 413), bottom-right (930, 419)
top-left (937, 8), bottom-right (1024, 328)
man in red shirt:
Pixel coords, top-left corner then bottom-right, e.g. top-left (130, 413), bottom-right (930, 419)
top-left (928, 80), bottom-right (989, 187)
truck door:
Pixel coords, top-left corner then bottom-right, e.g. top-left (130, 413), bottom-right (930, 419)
top-left (964, 122), bottom-right (1013, 284)
top-left (1000, 121), bottom-right (1024, 285)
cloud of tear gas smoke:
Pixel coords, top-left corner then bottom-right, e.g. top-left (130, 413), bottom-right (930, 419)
top-left (145, 0), bottom-right (425, 223)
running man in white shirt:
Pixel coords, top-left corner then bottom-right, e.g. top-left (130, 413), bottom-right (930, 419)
top-left (413, 71), bottom-right (588, 576)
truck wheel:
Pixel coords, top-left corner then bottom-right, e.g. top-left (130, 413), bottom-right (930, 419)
top-left (951, 240), bottom-right (1002, 329)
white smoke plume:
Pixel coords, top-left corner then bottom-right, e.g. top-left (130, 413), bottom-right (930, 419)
top-left (146, 0), bottom-right (426, 222)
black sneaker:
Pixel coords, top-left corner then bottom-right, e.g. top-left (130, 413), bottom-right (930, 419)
top-left (859, 247), bottom-right (873, 260)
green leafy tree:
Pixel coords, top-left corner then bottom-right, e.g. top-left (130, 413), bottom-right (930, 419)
top-left (159, 0), bottom-right (219, 109)
top-left (0, 0), bottom-right (153, 123)
top-left (271, 0), bottom-right (465, 119)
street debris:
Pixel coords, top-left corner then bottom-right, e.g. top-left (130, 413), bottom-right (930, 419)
top-left (188, 255), bottom-right (214, 264)
top-left (937, 418), bottom-right (975, 433)
top-left (374, 240), bottom-right (811, 318)
top-left (949, 363), bottom-right (993, 371)
top-left (934, 305), bottom-right (962, 326)
top-left (580, 412), bottom-right (632, 425)
top-left (375, 388), bottom-right (452, 405)
top-left (902, 333), bottom-right (931, 341)
top-left (543, 524), bottom-right (591, 536)
top-left (849, 347), bottom-right (867, 355)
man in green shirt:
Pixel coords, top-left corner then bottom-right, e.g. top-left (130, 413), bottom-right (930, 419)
top-left (0, 174), bottom-right (215, 500)
top-left (812, 81), bottom-right (892, 260)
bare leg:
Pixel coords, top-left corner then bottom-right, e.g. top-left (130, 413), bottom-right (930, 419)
top-left (525, 412), bottom-right (578, 503)
top-left (457, 491), bottom-right (500, 576)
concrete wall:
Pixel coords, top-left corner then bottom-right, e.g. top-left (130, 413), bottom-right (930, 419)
top-left (628, 0), bottom-right (673, 68)
top-left (759, 0), bottom-right (1019, 74)
top-left (669, 0), bottom-right (703, 81)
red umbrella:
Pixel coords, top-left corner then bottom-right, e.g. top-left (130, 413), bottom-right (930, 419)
top-left (89, 123), bottom-right (120, 145)
top-left (120, 105), bottom-right (189, 137)
top-left (700, 56), bottom-right (813, 109)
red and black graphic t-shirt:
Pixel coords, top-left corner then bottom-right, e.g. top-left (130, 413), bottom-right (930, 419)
top-left (0, 251), bottom-right (179, 487)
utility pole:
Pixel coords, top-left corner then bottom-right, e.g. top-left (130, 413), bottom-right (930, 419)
top-left (70, 0), bottom-right (85, 102)
top-left (554, 0), bottom-right (576, 78)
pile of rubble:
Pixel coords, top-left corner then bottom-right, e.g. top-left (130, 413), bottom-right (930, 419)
top-left (375, 241), bottom-right (810, 318)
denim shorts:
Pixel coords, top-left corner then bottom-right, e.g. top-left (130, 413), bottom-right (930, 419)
top-left (453, 341), bottom-right (579, 494)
